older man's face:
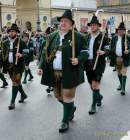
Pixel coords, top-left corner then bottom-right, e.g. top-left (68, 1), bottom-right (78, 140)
top-left (60, 18), bottom-right (72, 32)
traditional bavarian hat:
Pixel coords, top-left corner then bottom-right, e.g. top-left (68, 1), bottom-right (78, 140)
top-left (57, 9), bottom-right (75, 25)
top-left (117, 22), bottom-right (126, 30)
top-left (117, 16), bottom-right (126, 31)
top-left (7, 23), bottom-right (20, 33)
top-left (88, 15), bottom-right (101, 27)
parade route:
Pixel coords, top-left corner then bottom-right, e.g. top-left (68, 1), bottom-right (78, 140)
top-left (0, 62), bottom-right (130, 140)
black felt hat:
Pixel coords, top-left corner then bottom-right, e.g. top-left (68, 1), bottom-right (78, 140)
top-left (57, 9), bottom-right (74, 25)
top-left (117, 22), bottom-right (126, 30)
top-left (8, 23), bottom-right (20, 33)
top-left (87, 15), bottom-right (101, 27)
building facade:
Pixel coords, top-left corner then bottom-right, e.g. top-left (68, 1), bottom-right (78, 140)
top-left (1, 0), bottom-right (130, 32)
top-left (0, 0), bottom-right (16, 29)
top-left (97, 0), bottom-right (130, 31)
top-left (97, 0), bottom-right (130, 7)
top-left (0, 0), bottom-right (97, 31)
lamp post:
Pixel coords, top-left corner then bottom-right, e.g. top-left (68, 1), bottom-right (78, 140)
top-left (36, 0), bottom-right (41, 31)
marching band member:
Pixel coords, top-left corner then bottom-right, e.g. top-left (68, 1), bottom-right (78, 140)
top-left (38, 10), bottom-right (88, 133)
top-left (110, 21), bottom-right (130, 96)
top-left (84, 15), bottom-right (109, 115)
top-left (2, 24), bottom-right (28, 110)
top-left (22, 32), bottom-right (34, 84)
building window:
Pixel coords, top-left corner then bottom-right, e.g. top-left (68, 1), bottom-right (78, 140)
top-left (6, 14), bottom-right (12, 21)
top-left (101, 0), bottom-right (111, 6)
top-left (80, 18), bottom-right (88, 33)
top-left (120, 0), bottom-right (128, 4)
top-left (43, 16), bottom-right (47, 22)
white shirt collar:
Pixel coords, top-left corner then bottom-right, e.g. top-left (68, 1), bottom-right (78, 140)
top-left (59, 31), bottom-right (68, 37)
top-left (9, 37), bottom-right (16, 43)
top-left (91, 31), bottom-right (100, 39)
top-left (118, 35), bottom-right (122, 39)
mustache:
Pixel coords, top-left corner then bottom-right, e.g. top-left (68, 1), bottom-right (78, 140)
top-left (10, 35), bottom-right (17, 39)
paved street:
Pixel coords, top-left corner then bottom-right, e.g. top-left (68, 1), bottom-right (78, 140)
top-left (0, 62), bottom-right (130, 140)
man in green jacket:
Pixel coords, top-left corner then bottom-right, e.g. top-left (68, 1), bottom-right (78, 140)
top-left (22, 32), bottom-right (34, 84)
top-left (2, 23), bottom-right (28, 110)
top-left (110, 21), bottom-right (130, 95)
top-left (38, 10), bottom-right (88, 133)
top-left (84, 15), bottom-right (109, 115)
top-left (0, 34), bottom-right (8, 88)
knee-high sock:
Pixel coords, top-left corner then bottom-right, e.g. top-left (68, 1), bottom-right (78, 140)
top-left (122, 76), bottom-right (127, 91)
top-left (11, 86), bottom-right (19, 104)
top-left (23, 70), bottom-right (28, 81)
top-left (118, 74), bottom-right (122, 87)
top-left (28, 69), bottom-right (33, 78)
top-left (97, 89), bottom-right (102, 96)
top-left (19, 85), bottom-right (26, 97)
top-left (62, 102), bottom-right (74, 123)
top-left (92, 90), bottom-right (100, 107)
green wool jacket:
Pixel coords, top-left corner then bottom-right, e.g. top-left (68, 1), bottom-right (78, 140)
top-left (110, 34), bottom-right (130, 67)
top-left (39, 30), bottom-right (88, 88)
top-left (84, 32), bottom-right (110, 75)
top-left (38, 36), bottom-right (46, 61)
top-left (1, 37), bottom-right (27, 73)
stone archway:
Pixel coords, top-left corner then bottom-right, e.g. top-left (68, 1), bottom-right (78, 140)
top-left (16, 0), bottom-right (37, 30)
